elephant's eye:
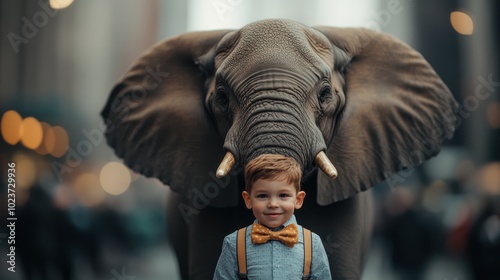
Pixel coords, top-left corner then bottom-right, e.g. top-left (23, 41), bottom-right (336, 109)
top-left (318, 86), bottom-right (332, 104)
top-left (215, 87), bottom-right (228, 106)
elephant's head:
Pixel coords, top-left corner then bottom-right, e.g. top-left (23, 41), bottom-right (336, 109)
top-left (101, 19), bottom-right (457, 206)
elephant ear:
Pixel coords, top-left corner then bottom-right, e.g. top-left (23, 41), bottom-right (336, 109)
top-left (314, 27), bottom-right (458, 205)
top-left (101, 30), bottom-right (240, 207)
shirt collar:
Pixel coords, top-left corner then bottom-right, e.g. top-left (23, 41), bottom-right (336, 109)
top-left (253, 215), bottom-right (297, 231)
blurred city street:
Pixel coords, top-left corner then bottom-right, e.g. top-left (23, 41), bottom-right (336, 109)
top-left (1, 0), bottom-right (499, 279)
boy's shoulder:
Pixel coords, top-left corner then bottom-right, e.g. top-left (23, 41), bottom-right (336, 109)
top-left (223, 229), bottom-right (238, 242)
top-left (310, 231), bottom-right (323, 245)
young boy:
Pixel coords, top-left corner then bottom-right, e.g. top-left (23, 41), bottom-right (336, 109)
top-left (214, 154), bottom-right (332, 279)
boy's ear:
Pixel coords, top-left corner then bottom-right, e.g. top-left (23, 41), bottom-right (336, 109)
top-left (242, 191), bottom-right (253, 209)
top-left (295, 191), bottom-right (306, 209)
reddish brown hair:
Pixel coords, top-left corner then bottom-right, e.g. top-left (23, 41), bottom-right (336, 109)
top-left (244, 154), bottom-right (302, 193)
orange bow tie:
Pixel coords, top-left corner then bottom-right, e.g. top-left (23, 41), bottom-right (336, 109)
top-left (251, 223), bottom-right (299, 247)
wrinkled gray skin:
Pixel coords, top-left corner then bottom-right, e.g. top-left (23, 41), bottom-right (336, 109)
top-left (102, 19), bottom-right (457, 279)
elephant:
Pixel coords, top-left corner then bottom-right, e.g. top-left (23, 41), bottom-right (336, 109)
top-left (101, 19), bottom-right (457, 279)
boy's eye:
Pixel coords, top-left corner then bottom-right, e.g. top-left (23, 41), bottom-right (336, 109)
top-left (279, 193), bottom-right (291, 198)
top-left (256, 194), bottom-right (267, 198)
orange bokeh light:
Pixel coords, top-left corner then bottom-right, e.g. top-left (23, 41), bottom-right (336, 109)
top-left (20, 117), bottom-right (43, 150)
top-left (35, 122), bottom-right (53, 155)
top-left (450, 11), bottom-right (474, 35)
top-left (1, 110), bottom-right (23, 145)
top-left (50, 126), bottom-right (69, 157)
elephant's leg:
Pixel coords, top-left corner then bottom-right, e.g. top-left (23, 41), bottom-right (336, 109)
top-left (297, 188), bottom-right (374, 279)
top-left (166, 191), bottom-right (189, 280)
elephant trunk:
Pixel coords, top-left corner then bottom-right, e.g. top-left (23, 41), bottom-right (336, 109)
top-left (217, 95), bottom-right (338, 179)
top-left (240, 109), bottom-right (311, 168)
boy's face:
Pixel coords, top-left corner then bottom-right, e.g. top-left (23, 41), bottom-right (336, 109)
top-left (242, 178), bottom-right (305, 229)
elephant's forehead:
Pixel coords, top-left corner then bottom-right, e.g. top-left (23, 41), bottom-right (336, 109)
top-left (236, 20), bottom-right (321, 63)
top-left (239, 19), bottom-right (307, 46)
top-left (220, 19), bottom-right (331, 83)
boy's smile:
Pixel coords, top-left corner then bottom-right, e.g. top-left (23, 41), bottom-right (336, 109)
top-left (242, 178), bottom-right (305, 229)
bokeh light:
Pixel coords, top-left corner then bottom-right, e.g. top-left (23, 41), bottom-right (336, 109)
top-left (12, 152), bottom-right (37, 190)
top-left (35, 122), bottom-right (54, 155)
top-left (50, 125), bottom-right (69, 157)
top-left (20, 117), bottom-right (43, 150)
top-left (476, 162), bottom-right (500, 195)
top-left (450, 11), bottom-right (474, 35)
top-left (1, 110), bottom-right (23, 145)
top-left (100, 162), bottom-right (132, 195)
top-left (44, 123), bottom-right (57, 153)
top-left (49, 0), bottom-right (74, 9)
top-left (73, 173), bottom-right (106, 207)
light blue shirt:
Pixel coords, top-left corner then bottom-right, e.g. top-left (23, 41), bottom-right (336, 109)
top-left (214, 215), bottom-right (332, 279)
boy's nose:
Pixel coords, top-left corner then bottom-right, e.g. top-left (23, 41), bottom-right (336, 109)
top-left (267, 198), bottom-right (279, 208)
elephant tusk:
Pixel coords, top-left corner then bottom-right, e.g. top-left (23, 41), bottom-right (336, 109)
top-left (315, 151), bottom-right (338, 179)
top-left (216, 151), bottom-right (236, 178)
